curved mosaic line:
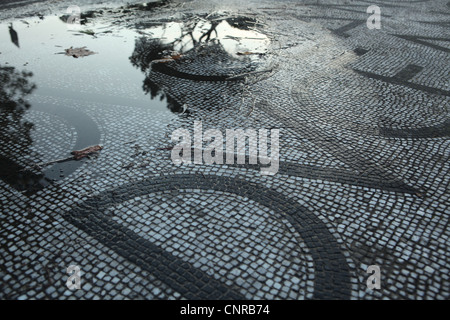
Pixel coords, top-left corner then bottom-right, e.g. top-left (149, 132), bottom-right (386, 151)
top-left (278, 162), bottom-right (417, 193)
top-left (391, 34), bottom-right (450, 53)
top-left (151, 63), bottom-right (240, 82)
top-left (379, 118), bottom-right (450, 139)
top-left (290, 72), bottom-right (449, 141)
top-left (257, 100), bottom-right (419, 195)
top-left (170, 148), bottom-right (417, 194)
top-left (194, 150), bottom-right (418, 194)
top-left (63, 174), bottom-right (352, 300)
top-left (355, 70), bottom-right (450, 96)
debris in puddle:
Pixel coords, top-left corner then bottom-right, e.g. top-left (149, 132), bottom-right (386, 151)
top-left (64, 46), bottom-right (96, 58)
top-left (29, 145), bottom-right (103, 170)
top-left (71, 145), bottom-right (103, 160)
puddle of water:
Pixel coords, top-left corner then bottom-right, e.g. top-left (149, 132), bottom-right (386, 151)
top-left (0, 9), bottom-right (270, 193)
top-left (0, 15), bottom-right (175, 192)
top-left (0, 16), bottom-right (169, 109)
top-left (0, 12), bottom-right (269, 114)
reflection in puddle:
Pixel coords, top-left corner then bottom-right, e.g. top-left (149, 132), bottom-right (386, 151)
top-left (129, 15), bottom-right (270, 112)
top-left (8, 23), bottom-right (20, 48)
top-left (0, 15), bottom-right (175, 112)
top-left (0, 64), bottom-right (46, 193)
top-left (136, 17), bottom-right (269, 58)
top-left (1, 12), bottom-right (269, 113)
top-left (0, 9), bottom-right (270, 193)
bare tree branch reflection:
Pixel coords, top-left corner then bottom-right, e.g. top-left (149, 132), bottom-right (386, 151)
top-left (129, 16), bottom-right (262, 114)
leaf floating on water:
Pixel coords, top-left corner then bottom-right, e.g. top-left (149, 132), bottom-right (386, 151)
top-left (64, 46), bottom-right (96, 58)
top-left (71, 145), bottom-right (103, 160)
top-left (29, 145), bottom-right (103, 170)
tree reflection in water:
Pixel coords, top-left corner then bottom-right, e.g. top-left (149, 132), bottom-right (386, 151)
top-left (129, 16), bottom-right (265, 114)
top-left (130, 38), bottom-right (185, 113)
top-left (0, 65), bottom-right (36, 153)
top-left (0, 64), bottom-right (45, 193)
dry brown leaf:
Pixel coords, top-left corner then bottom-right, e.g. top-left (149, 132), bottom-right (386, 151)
top-left (65, 46), bottom-right (96, 58)
top-left (71, 145), bottom-right (103, 160)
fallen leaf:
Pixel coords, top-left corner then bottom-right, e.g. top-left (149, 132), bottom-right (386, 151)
top-left (64, 46), bottom-right (96, 58)
top-left (71, 145), bottom-right (103, 160)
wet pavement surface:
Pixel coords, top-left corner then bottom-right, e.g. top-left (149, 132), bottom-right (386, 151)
top-left (0, 0), bottom-right (449, 300)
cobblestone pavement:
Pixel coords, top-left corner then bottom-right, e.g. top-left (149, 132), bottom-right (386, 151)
top-left (0, 0), bottom-right (449, 300)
